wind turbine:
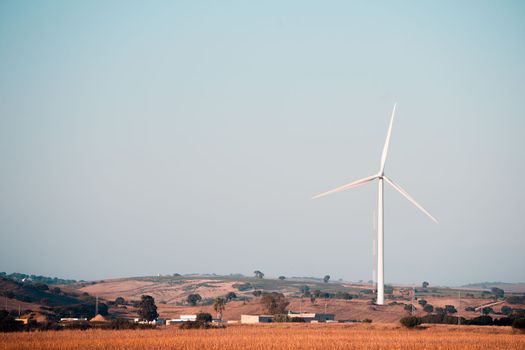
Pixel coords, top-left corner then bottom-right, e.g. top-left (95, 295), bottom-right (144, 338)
top-left (313, 103), bottom-right (437, 305)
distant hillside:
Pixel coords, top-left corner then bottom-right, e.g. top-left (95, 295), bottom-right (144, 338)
top-left (2, 272), bottom-right (524, 323)
top-left (69, 274), bottom-right (525, 322)
top-left (0, 277), bottom-right (80, 306)
top-left (0, 272), bottom-right (76, 285)
top-left (461, 282), bottom-right (525, 293)
top-left (0, 277), bottom-right (107, 320)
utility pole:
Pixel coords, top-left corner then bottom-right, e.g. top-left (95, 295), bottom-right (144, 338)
top-left (412, 285), bottom-right (416, 316)
top-left (458, 291), bottom-right (461, 325)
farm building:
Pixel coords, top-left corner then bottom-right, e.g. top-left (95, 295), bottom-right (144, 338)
top-left (60, 317), bottom-right (88, 322)
top-left (180, 315), bottom-right (197, 322)
top-left (287, 311), bottom-right (335, 322)
top-left (241, 315), bottom-right (274, 324)
top-left (166, 315), bottom-right (197, 325)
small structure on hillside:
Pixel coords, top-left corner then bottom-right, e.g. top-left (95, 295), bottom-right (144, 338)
top-left (90, 314), bottom-right (109, 323)
top-left (287, 311), bottom-right (335, 322)
top-left (241, 315), bottom-right (274, 324)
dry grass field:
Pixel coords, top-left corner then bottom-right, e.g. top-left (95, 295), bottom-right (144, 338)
top-left (1, 323), bottom-right (524, 350)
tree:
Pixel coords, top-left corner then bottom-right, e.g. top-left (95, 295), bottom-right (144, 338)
top-left (300, 285), bottom-right (310, 296)
top-left (213, 298), bottom-right (226, 320)
top-left (35, 283), bottom-right (49, 291)
top-left (400, 316), bottom-right (421, 328)
top-left (261, 292), bottom-right (289, 315)
top-left (187, 294), bottom-right (202, 306)
top-left (254, 270), bottom-right (264, 279)
top-left (0, 311), bottom-right (23, 332)
top-left (444, 305), bottom-right (457, 314)
top-left (423, 304), bottom-right (434, 313)
top-left (323, 275), bottom-right (330, 283)
top-left (469, 315), bottom-right (493, 326)
top-left (51, 287), bottom-right (61, 295)
top-left (310, 296), bottom-right (316, 304)
top-left (138, 295), bottom-right (158, 321)
top-left (278, 276), bottom-right (286, 280)
top-left (482, 307), bottom-right (493, 315)
top-left (422, 281), bottom-right (429, 288)
top-left (252, 290), bottom-right (262, 297)
top-left (506, 296), bottom-right (525, 304)
top-left (491, 287), bottom-right (504, 298)
top-left (501, 306), bottom-right (513, 316)
top-left (404, 304), bottom-right (416, 314)
top-left (196, 312), bottom-right (213, 323)
top-left (225, 292), bottom-right (237, 301)
top-left (435, 307), bottom-right (446, 315)
top-left (115, 297), bottom-right (125, 305)
top-left (418, 299), bottom-right (427, 307)
top-left (335, 292), bottom-right (353, 300)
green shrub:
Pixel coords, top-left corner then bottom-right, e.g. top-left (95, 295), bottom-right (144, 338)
top-left (501, 306), bottom-right (512, 315)
top-left (494, 317), bottom-right (513, 326)
top-left (232, 283), bottom-right (252, 291)
top-left (404, 304), bottom-right (416, 313)
top-left (482, 307), bottom-right (493, 315)
top-left (0, 312), bottom-right (24, 332)
top-left (506, 296), bottom-right (525, 305)
top-left (179, 321), bottom-right (211, 329)
top-left (400, 316), bottom-right (421, 328)
top-left (108, 319), bottom-right (136, 330)
top-left (468, 316), bottom-right (493, 326)
top-left (444, 305), bottom-right (457, 314)
top-left (196, 313), bottom-right (212, 323)
top-left (512, 318), bottom-right (525, 331)
top-left (420, 314), bottom-right (444, 324)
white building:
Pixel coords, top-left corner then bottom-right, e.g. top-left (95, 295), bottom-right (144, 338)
top-left (180, 315), bottom-right (197, 322)
top-left (287, 311), bottom-right (335, 322)
top-left (166, 315), bottom-right (197, 325)
top-left (240, 315), bottom-right (274, 324)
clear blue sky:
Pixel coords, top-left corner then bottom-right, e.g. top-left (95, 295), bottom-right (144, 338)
top-left (1, 1), bottom-right (524, 285)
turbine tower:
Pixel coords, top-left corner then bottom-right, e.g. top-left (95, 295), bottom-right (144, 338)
top-left (313, 103), bottom-right (437, 305)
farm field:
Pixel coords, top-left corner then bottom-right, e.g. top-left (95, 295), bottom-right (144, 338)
top-left (1, 323), bottom-right (524, 350)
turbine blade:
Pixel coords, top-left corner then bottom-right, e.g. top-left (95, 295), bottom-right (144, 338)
top-left (380, 103), bottom-right (397, 173)
top-left (383, 176), bottom-right (438, 223)
top-left (312, 174), bottom-right (378, 199)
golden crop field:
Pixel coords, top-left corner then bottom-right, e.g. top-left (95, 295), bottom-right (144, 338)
top-left (1, 324), bottom-right (524, 350)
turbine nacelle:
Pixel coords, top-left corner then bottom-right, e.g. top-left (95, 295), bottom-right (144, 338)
top-left (313, 104), bottom-right (437, 223)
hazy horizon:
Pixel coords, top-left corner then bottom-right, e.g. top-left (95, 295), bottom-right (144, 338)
top-left (1, 1), bottom-right (524, 286)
